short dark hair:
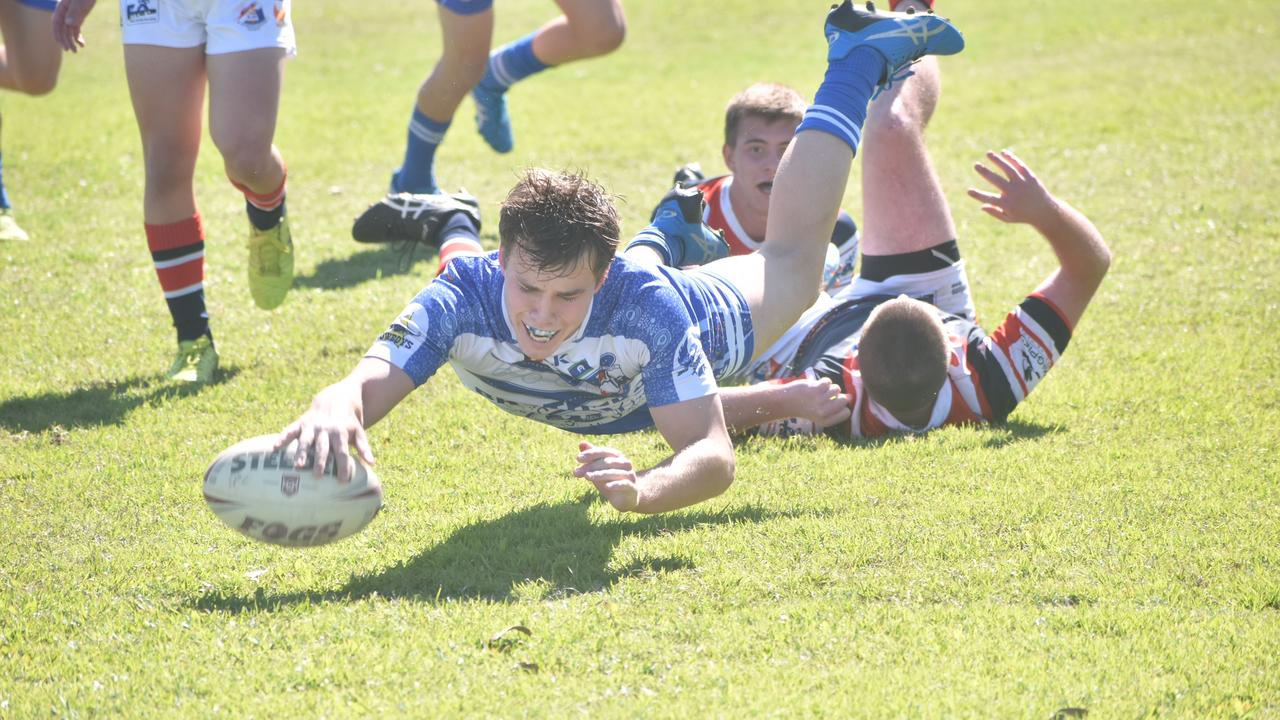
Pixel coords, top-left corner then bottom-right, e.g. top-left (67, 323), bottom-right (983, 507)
top-left (724, 83), bottom-right (806, 148)
top-left (858, 298), bottom-right (949, 414)
top-left (498, 169), bottom-right (621, 279)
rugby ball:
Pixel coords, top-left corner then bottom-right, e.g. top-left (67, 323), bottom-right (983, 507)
top-left (203, 434), bottom-right (383, 547)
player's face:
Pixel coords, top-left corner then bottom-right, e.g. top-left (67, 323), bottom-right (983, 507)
top-left (723, 116), bottom-right (798, 216)
top-left (501, 245), bottom-right (606, 361)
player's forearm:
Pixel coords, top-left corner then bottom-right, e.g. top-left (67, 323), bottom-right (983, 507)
top-left (632, 439), bottom-right (735, 514)
top-left (1032, 197), bottom-right (1112, 289)
top-left (348, 358), bottom-right (415, 428)
top-left (719, 383), bottom-right (796, 433)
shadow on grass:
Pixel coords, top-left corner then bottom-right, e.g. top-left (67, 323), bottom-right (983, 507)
top-left (194, 495), bottom-right (790, 613)
top-left (979, 418), bottom-right (1064, 447)
top-left (0, 367), bottom-right (242, 433)
top-left (294, 244), bottom-right (438, 291)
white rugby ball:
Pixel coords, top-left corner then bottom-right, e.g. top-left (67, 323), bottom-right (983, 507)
top-left (203, 434), bottom-right (383, 547)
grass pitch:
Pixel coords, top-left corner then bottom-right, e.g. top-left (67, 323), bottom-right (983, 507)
top-left (2, 0), bottom-right (1278, 717)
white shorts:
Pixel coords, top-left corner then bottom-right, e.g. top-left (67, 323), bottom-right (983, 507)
top-left (834, 260), bottom-right (976, 321)
top-left (120, 0), bottom-right (297, 56)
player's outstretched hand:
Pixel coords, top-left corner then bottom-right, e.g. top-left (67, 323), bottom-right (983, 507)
top-left (967, 150), bottom-right (1057, 227)
top-left (574, 441), bottom-right (639, 512)
top-left (52, 0), bottom-right (96, 52)
top-left (276, 384), bottom-right (375, 482)
top-left (782, 376), bottom-right (852, 428)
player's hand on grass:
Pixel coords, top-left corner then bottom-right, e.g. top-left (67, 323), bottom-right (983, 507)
top-left (968, 150), bottom-right (1058, 228)
top-left (574, 441), bottom-right (639, 512)
top-left (276, 384), bottom-right (375, 482)
top-left (782, 376), bottom-right (851, 428)
top-left (52, 0), bottom-right (96, 52)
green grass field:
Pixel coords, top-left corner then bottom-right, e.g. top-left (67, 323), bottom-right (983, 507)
top-left (2, 0), bottom-right (1279, 716)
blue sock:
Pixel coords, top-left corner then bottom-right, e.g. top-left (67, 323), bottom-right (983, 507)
top-left (796, 46), bottom-right (885, 155)
top-left (0, 153), bottom-right (10, 210)
top-left (395, 107), bottom-right (449, 194)
top-left (478, 32), bottom-right (550, 93)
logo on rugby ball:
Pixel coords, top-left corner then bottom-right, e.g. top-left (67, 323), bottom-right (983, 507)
top-left (280, 473), bottom-right (300, 497)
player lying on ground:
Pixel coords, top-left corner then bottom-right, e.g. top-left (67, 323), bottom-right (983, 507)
top-left (347, 0), bottom-right (627, 259)
top-left (664, 50), bottom-right (1112, 438)
top-left (0, 0), bottom-right (63, 242)
top-left (276, 2), bottom-right (965, 513)
top-left (55, 0), bottom-right (299, 384)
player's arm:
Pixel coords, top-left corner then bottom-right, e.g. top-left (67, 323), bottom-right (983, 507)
top-left (718, 377), bottom-right (850, 434)
top-left (277, 357), bottom-right (415, 481)
top-left (968, 150), bottom-right (1112, 327)
top-left (574, 394), bottom-right (736, 514)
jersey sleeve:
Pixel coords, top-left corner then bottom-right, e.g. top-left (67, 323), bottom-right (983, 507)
top-left (634, 283), bottom-right (719, 408)
top-left (965, 293), bottom-right (1073, 422)
top-left (364, 275), bottom-right (469, 386)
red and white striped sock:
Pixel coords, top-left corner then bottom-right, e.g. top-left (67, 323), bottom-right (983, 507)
top-left (146, 214), bottom-right (209, 341)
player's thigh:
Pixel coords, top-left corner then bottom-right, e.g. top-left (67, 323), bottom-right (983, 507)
top-left (697, 252), bottom-right (810, 361)
top-left (551, 0), bottom-right (625, 35)
top-left (124, 44), bottom-right (206, 170)
top-left (0, 0), bottom-right (62, 94)
top-left (206, 47), bottom-right (286, 157)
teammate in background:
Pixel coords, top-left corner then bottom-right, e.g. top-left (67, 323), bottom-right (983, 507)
top-left (0, 0), bottom-right (63, 242)
top-left (53, 0), bottom-right (299, 384)
top-left (278, 2), bottom-right (965, 513)
top-left (709, 41), bottom-right (1111, 439)
top-left (348, 0), bottom-right (627, 256)
top-left (660, 82), bottom-right (861, 292)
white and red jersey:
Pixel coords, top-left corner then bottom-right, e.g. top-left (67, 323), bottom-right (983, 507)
top-left (751, 293), bottom-right (1074, 438)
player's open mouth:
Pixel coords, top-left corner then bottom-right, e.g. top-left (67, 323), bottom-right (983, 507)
top-left (758, 181), bottom-right (773, 195)
top-left (523, 322), bottom-right (558, 342)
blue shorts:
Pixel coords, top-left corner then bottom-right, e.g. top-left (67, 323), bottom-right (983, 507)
top-left (437, 0), bottom-right (491, 15)
top-left (15, 0), bottom-right (58, 11)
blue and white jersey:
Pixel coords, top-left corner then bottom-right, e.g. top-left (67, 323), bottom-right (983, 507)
top-left (365, 253), bottom-right (754, 434)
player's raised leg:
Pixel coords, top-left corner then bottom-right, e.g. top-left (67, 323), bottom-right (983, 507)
top-left (0, 0), bottom-right (64, 242)
top-left (472, 0), bottom-right (624, 153)
top-left (125, 44), bottom-right (218, 382)
top-left (700, 1), bottom-right (965, 355)
top-left (208, 47), bottom-right (293, 311)
top-left (854, 47), bottom-right (975, 319)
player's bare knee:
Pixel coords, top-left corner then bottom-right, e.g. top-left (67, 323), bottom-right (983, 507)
top-left (12, 68), bottom-right (60, 97)
top-left (568, 16), bottom-right (626, 57)
top-left (218, 143), bottom-right (275, 185)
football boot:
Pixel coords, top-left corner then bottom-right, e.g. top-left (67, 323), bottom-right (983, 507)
top-left (627, 185), bottom-right (729, 267)
top-left (166, 335), bottom-right (219, 384)
top-left (0, 209), bottom-right (29, 242)
top-left (352, 190), bottom-right (481, 246)
top-left (247, 215), bottom-right (294, 310)
top-left (472, 84), bottom-right (514, 154)
top-left (825, 1), bottom-right (964, 89)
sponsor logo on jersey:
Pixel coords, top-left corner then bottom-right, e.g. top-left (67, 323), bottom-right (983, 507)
top-left (273, 1), bottom-right (287, 25)
top-left (125, 0), bottom-right (158, 24)
top-left (1017, 336), bottom-right (1048, 383)
top-left (379, 313), bottom-right (424, 350)
top-left (237, 2), bottom-right (267, 28)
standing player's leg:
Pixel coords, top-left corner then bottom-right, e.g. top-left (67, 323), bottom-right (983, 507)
top-left (472, 0), bottom-right (625, 153)
top-left (124, 44), bottom-right (217, 382)
top-left (397, 5), bottom-right (493, 196)
top-left (854, 49), bottom-right (974, 320)
top-left (0, 0), bottom-right (63, 241)
top-left (699, 2), bottom-right (964, 357)
top-left (351, 4), bottom-right (492, 246)
top-left (207, 47), bottom-right (293, 312)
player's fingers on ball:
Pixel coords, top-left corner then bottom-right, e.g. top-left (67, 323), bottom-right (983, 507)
top-left (292, 423), bottom-right (315, 467)
top-left (313, 433), bottom-right (333, 478)
top-left (353, 431), bottom-right (375, 466)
